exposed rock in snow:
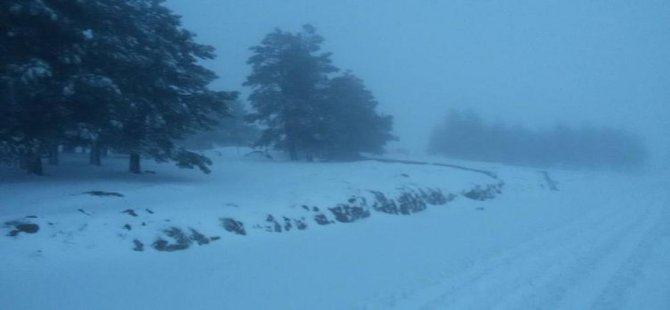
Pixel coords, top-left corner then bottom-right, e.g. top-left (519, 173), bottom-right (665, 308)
top-left (5, 221), bottom-right (39, 236)
top-left (220, 217), bottom-right (246, 235)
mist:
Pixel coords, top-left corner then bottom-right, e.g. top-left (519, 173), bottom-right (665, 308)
top-left (429, 109), bottom-right (648, 170)
top-left (166, 0), bottom-right (670, 167)
top-left (3, 1), bottom-right (670, 308)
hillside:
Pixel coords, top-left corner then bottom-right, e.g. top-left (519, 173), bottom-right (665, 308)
top-left (0, 148), bottom-right (668, 309)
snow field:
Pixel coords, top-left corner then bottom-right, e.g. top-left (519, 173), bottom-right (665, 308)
top-left (0, 148), bottom-right (667, 309)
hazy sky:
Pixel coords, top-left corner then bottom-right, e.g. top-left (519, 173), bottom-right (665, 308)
top-left (166, 0), bottom-right (669, 159)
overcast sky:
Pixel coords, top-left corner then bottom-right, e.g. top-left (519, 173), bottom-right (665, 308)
top-left (166, 0), bottom-right (669, 161)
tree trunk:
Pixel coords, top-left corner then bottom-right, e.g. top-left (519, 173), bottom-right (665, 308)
top-left (129, 153), bottom-right (141, 174)
top-left (62, 144), bottom-right (76, 153)
top-left (25, 153), bottom-right (43, 176)
top-left (287, 140), bottom-right (298, 161)
top-left (18, 157), bottom-right (27, 170)
top-left (48, 144), bottom-right (59, 165)
top-left (8, 80), bottom-right (16, 105)
top-left (284, 120), bottom-right (298, 161)
top-left (89, 141), bottom-right (102, 166)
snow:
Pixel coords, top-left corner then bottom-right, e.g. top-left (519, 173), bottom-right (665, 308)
top-left (82, 29), bottom-right (94, 40)
top-left (0, 148), bottom-right (668, 309)
top-left (17, 59), bottom-right (52, 84)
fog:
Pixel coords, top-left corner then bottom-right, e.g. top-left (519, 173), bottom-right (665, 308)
top-left (166, 0), bottom-right (669, 166)
top-left (3, 1), bottom-right (670, 307)
top-left (429, 109), bottom-right (648, 170)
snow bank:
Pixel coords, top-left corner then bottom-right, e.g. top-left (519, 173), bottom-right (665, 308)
top-left (3, 148), bottom-right (659, 310)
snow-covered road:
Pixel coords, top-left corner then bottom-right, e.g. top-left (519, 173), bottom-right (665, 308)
top-left (375, 177), bottom-right (670, 310)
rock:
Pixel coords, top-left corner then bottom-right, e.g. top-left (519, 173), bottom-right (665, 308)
top-left (189, 228), bottom-right (210, 245)
top-left (220, 218), bottom-right (246, 235)
top-left (153, 239), bottom-right (170, 251)
top-left (295, 219), bottom-right (308, 230)
top-left (84, 190), bottom-right (124, 197)
top-left (418, 188), bottom-right (454, 205)
top-left (370, 190), bottom-right (426, 215)
top-left (122, 209), bottom-right (138, 217)
top-left (132, 239), bottom-right (144, 252)
top-left (258, 215), bottom-right (311, 232)
top-left (370, 191), bottom-right (398, 214)
top-left (282, 217), bottom-right (293, 231)
top-left (152, 227), bottom-right (191, 252)
top-left (265, 215), bottom-right (282, 232)
top-left (396, 191), bottom-right (427, 215)
top-left (77, 209), bottom-right (91, 216)
top-left (463, 183), bottom-right (503, 201)
top-left (329, 196), bottom-right (370, 223)
top-left (6, 221), bottom-right (40, 236)
top-left (314, 214), bottom-right (333, 225)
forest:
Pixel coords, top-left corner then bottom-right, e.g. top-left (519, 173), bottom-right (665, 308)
top-left (1, 0), bottom-right (647, 176)
top-left (0, 1), bottom-right (393, 175)
top-left (2, 1), bottom-right (668, 309)
top-left (429, 110), bottom-right (647, 169)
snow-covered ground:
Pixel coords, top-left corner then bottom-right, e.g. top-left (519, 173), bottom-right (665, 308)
top-left (0, 148), bottom-right (668, 309)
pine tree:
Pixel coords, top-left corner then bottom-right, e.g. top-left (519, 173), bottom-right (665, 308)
top-left (74, 0), bottom-right (234, 173)
top-left (0, 0), bottom-right (85, 175)
top-left (1, 0), bottom-right (234, 174)
top-left (245, 25), bottom-right (337, 161)
top-left (321, 73), bottom-right (394, 160)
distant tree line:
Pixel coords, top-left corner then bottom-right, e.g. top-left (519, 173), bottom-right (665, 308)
top-left (1, 1), bottom-right (395, 176)
top-left (429, 110), bottom-right (647, 169)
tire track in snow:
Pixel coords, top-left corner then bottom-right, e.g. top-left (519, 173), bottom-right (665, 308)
top-left (589, 201), bottom-right (670, 310)
top-left (368, 181), bottom-right (666, 310)
top-left (365, 193), bottom-right (634, 309)
top-left (420, 201), bottom-right (653, 310)
top-left (489, 201), bottom-right (660, 310)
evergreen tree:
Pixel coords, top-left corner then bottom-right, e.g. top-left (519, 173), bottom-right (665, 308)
top-left (245, 25), bottom-right (337, 161)
top-left (321, 73), bottom-right (394, 160)
top-left (74, 0), bottom-right (233, 173)
top-left (0, 0), bottom-right (85, 175)
top-left (1, 0), bottom-right (233, 174)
